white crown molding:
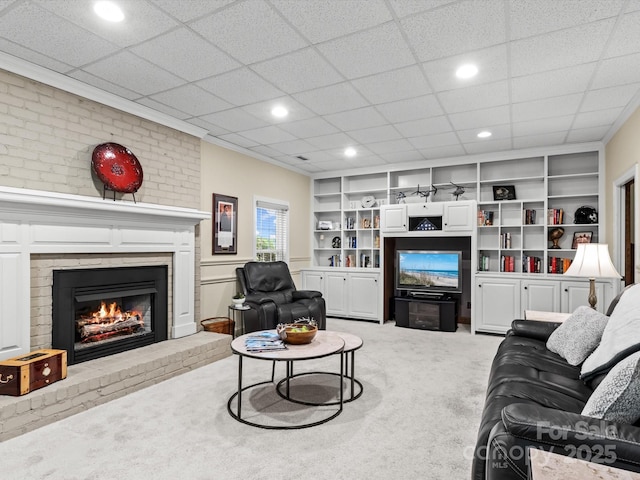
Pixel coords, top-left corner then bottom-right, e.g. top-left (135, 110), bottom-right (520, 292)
top-left (603, 89), bottom-right (640, 144)
top-left (0, 52), bottom-right (208, 139)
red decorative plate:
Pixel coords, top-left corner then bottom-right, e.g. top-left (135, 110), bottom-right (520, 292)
top-left (92, 143), bottom-right (143, 193)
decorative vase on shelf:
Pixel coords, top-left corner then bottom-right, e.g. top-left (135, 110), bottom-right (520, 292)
top-left (232, 295), bottom-right (245, 307)
top-left (548, 227), bottom-right (564, 249)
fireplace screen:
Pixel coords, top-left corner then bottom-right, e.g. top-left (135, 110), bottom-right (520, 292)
top-left (53, 266), bottom-right (168, 365)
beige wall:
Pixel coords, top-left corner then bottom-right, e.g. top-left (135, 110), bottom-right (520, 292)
top-left (199, 141), bottom-right (311, 320)
top-left (605, 107), bottom-right (640, 259)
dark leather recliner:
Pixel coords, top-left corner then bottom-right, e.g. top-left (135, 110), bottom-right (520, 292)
top-left (236, 261), bottom-right (326, 332)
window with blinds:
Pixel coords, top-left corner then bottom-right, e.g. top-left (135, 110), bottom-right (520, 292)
top-left (255, 198), bottom-right (289, 262)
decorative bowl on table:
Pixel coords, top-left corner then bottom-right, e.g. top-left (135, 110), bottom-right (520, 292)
top-left (277, 319), bottom-right (318, 345)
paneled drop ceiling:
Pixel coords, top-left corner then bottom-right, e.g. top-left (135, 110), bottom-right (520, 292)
top-left (1, 0), bottom-right (640, 175)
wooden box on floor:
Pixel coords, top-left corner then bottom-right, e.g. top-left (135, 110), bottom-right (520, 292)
top-left (201, 317), bottom-right (235, 335)
top-left (0, 349), bottom-right (67, 396)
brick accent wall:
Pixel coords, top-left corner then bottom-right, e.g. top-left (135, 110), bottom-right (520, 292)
top-left (30, 253), bottom-right (174, 351)
top-left (0, 69), bottom-right (203, 324)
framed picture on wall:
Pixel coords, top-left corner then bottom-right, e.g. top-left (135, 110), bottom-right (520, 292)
top-left (492, 185), bottom-right (516, 201)
top-left (572, 231), bottom-right (592, 249)
top-left (213, 193), bottom-right (237, 254)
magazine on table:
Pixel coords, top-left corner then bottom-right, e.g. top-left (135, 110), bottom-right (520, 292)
top-left (244, 331), bottom-right (287, 352)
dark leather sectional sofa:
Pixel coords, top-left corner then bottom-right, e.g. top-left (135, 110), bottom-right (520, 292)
top-left (472, 291), bottom-right (640, 480)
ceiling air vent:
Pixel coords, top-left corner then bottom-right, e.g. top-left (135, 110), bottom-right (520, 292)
top-left (296, 155), bottom-right (309, 161)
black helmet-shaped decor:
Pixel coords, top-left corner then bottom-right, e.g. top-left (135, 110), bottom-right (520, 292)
top-left (574, 206), bottom-right (598, 224)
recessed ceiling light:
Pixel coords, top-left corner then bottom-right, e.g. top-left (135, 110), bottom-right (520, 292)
top-left (477, 131), bottom-right (492, 138)
top-left (456, 64), bottom-right (478, 79)
top-left (271, 105), bottom-right (288, 118)
top-left (94, 1), bottom-right (124, 22)
top-left (344, 147), bottom-right (357, 158)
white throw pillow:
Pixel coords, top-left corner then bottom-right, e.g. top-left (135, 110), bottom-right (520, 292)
top-left (581, 284), bottom-right (640, 380)
top-left (582, 351), bottom-right (640, 423)
top-left (546, 306), bottom-right (608, 366)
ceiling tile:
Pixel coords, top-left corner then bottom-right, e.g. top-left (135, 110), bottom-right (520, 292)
top-left (306, 132), bottom-right (357, 150)
top-left (463, 138), bottom-right (512, 155)
top-left (366, 139), bottom-right (416, 155)
top-left (251, 48), bottom-right (343, 94)
top-left (149, 85), bottom-right (232, 117)
top-left (324, 107), bottom-right (389, 131)
top-left (512, 132), bottom-right (568, 150)
top-left (566, 125), bottom-right (610, 142)
top-left (512, 116), bottom-right (574, 137)
top-left (136, 97), bottom-right (190, 119)
top-left (278, 117), bottom-right (340, 138)
top-left (511, 63), bottom-right (597, 103)
top-left (423, 44), bottom-right (508, 92)
top-left (197, 68), bottom-right (284, 106)
top-left (248, 145), bottom-right (285, 158)
top-left (66, 70), bottom-right (140, 101)
top-left (190, 1), bottom-right (307, 64)
top-left (0, 37), bottom-right (72, 74)
top-left (377, 95), bottom-right (444, 123)
top-left (395, 116), bottom-right (452, 137)
top-left (240, 97), bottom-right (315, 124)
top-left (437, 80), bottom-right (509, 114)
top-left (351, 66), bottom-right (431, 104)
top-left (268, 139), bottom-right (317, 156)
top-left (379, 149), bottom-right (424, 163)
top-left (605, 11), bottom-right (640, 57)
top-left (82, 51), bottom-right (184, 96)
top-left (151, 0), bottom-right (234, 22)
top-left (388, 0), bottom-right (457, 18)
top-left (198, 109), bottom-right (268, 132)
top-left (408, 132), bottom-right (460, 149)
top-left (293, 83), bottom-right (369, 115)
top-left (508, 0), bottom-right (624, 40)
top-left (418, 144), bottom-right (466, 160)
top-left (591, 53), bottom-right (640, 89)
top-left (581, 83), bottom-right (640, 112)
top-left (215, 133), bottom-right (260, 149)
top-left (448, 106), bottom-right (511, 130)
top-left (34, 0), bottom-right (179, 48)
top-left (342, 155), bottom-right (389, 169)
top-left (0, 2), bottom-right (120, 66)
top-left (401, 0), bottom-right (506, 61)
top-left (317, 23), bottom-right (416, 79)
top-left (130, 28), bottom-right (239, 82)
top-left (272, 0), bottom-right (393, 43)
top-left (457, 124), bottom-right (512, 143)
top-left (348, 125), bottom-right (402, 144)
top-left (236, 125), bottom-right (297, 145)
top-left (572, 107), bottom-right (625, 129)
top-left (186, 118), bottom-right (230, 136)
top-left (511, 94), bottom-right (583, 123)
top-left (510, 19), bottom-right (616, 76)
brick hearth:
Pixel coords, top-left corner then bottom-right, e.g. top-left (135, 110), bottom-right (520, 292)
top-left (0, 332), bottom-right (231, 441)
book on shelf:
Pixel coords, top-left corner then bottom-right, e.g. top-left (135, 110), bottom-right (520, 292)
top-left (547, 208), bottom-right (564, 225)
top-left (244, 331), bottom-right (287, 352)
top-left (329, 254), bottom-right (341, 267)
top-left (548, 256), bottom-right (572, 274)
top-left (477, 210), bottom-right (494, 226)
top-left (500, 255), bottom-right (515, 272)
top-left (523, 209), bottom-right (537, 225)
top-left (479, 253), bottom-right (490, 271)
top-left (500, 232), bottom-right (512, 249)
top-left (345, 254), bottom-right (355, 267)
top-left (522, 255), bottom-right (542, 273)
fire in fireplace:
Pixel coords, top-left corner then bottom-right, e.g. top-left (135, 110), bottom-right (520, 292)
top-left (52, 266), bottom-right (168, 364)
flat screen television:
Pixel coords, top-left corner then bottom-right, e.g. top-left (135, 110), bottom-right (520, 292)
top-left (396, 250), bottom-right (462, 295)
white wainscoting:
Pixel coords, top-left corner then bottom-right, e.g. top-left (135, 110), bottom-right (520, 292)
top-left (0, 186), bottom-right (210, 360)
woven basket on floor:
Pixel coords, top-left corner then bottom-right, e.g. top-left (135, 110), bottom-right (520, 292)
top-left (200, 317), bottom-right (234, 335)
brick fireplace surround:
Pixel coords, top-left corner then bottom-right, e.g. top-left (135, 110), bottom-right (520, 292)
top-left (0, 186), bottom-right (231, 441)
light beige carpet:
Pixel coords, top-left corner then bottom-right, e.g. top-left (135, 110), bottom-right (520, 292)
top-left (0, 318), bottom-right (502, 480)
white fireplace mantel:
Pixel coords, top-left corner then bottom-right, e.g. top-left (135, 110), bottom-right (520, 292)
top-left (0, 186), bottom-right (210, 360)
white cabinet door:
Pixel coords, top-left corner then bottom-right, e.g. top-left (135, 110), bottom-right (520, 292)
top-left (325, 272), bottom-right (348, 316)
top-left (561, 281), bottom-right (607, 314)
top-left (476, 278), bottom-right (521, 333)
top-left (443, 201), bottom-right (474, 232)
top-left (522, 279), bottom-right (561, 313)
top-left (348, 272), bottom-right (379, 319)
top-left (380, 204), bottom-right (407, 232)
top-left (301, 271), bottom-right (325, 294)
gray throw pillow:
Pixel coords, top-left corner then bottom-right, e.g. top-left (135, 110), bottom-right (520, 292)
top-left (546, 306), bottom-right (608, 366)
top-left (582, 351), bottom-right (640, 423)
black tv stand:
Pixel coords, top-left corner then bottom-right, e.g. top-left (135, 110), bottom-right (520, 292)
top-left (395, 296), bottom-right (457, 332)
top-left (408, 291), bottom-right (447, 300)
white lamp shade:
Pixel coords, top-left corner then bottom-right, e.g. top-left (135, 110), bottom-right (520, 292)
top-left (564, 243), bottom-right (621, 278)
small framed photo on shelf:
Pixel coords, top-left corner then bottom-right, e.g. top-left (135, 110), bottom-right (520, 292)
top-left (492, 185), bottom-right (516, 201)
top-left (571, 231), bottom-right (592, 249)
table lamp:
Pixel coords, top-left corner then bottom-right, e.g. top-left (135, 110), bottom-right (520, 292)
top-left (564, 243), bottom-right (621, 309)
